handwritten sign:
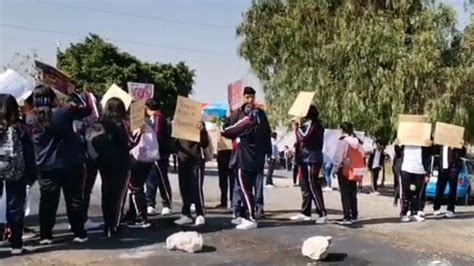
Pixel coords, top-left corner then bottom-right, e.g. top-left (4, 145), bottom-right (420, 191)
top-left (398, 114), bottom-right (429, 123)
top-left (434, 122), bottom-right (464, 148)
top-left (172, 96), bottom-right (202, 142)
top-left (227, 79), bottom-right (244, 111)
top-left (100, 84), bottom-right (133, 110)
top-left (397, 122), bottom-right (432, 147)
top-left (130, 101), bottom-right (146, 131)
top-left (127, 82), bottom-right (154, 101)
top-left (288, 91), bottom-right (315, 117)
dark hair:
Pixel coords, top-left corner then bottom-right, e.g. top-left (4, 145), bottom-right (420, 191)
top-left (306, 105), bottom-right (319, 121)
top-left (102, 97), bottom-right (127, 123)
top-left (0, 94), bottom-right (20, 139)
top-left (145, 98), bottom-right (161, 111)
top-left (271, 132), bottom-right (277, 139)
top-left (32, 84), bottom-right (56, 131)
top-left (243, 86), bottom-right (256, 95)
top-left (340, 122), bottom-right (363, 144)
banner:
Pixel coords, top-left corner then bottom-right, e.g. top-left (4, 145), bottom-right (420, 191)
top-left (227, 79), bottom-right (244, 111)
top-left (127, 82), bottom-right (154, 101)
top-left (35, 60), bottom-right (75, 94)
top-left (397, 122), bottom-right (432, 147)
top-left (100, 84), bottom-right (133, 110)
top-left (130, 100), bottom-right (146, 131)
top-left (288, 91), bottom-right (315, 117)
top-left (172, 96), bottom-right (202, 142)
top-left (434, 122), bottom-right (464, 148)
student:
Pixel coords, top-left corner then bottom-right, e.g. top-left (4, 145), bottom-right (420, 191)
top-left (399, 143), bottom-right (431, 223)
top-left (290, 105), bottom-right (328, 224)
top-left (145, 99), bottom-right (173, 216)
top-left (433, 145), bottom-right (466, 218)
top-left (0, 94), bottom-right (37, 255)
top-left (174, 122), bottom-right (209, 226)
top-left (216, 127), bottom-right (234, 209)
top-left (322, 154), bottom-right (334, 191)
top-left (88, 97), bottom-right (137, 237)
top-left (222, 86), bottom-right (272, 230)
top-left (368, 141), bottom-right (385, 194)
top-left (26, 85), bottom-right (91, 244)
top-left (333, 122), bottom-right (366, 225)
top-left (266, 132), bottom-right (278, 187)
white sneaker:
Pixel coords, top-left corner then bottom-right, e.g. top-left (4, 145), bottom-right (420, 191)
top-left (336, 219), bottom-right (353, 225)
top-left (161, 207), bottom-right (172, 216)
top-left (433, 210), bottom-right (443, 217)
top-left (84, 219), bottom-right (101, 230)
top-left (73, 237), bottom-right (88, 243)
top-left (265, 184), bottom-right (274, 188)
top-left (445, 211), bottom-right (456, 218)
top-left (315, 216), bottom-right (328, 224)
top-left (190, 204), bottom-right (196, 213)
top-left (11, 248), bottom-right (23, 255)
top-left (407, 211), bottom-right (412, 216)
top-left (39, 239), bottom-right (53, 245)
top-left (195, 215), bottom-right (206, 226)
top-left (174, 215), bottom-right (193, 225)
top-left (322, 187), bottom-right (331, 192)
top-left (235, 219), bottom-right (258, 230)
top-left (290, 213), bottom-right (312, 221)
top-left (147, 206), bottom-right (157, 216)
top-left (351, 218), bottom-right (359, 224)
top-left (412, 215), bottom-right (425, 222)
top-left (231, 217), bottom-right (243, 225)
top-left (417, 211), bottom-right (425, 217)
top-left (401, 216), bottom-right (411, 223)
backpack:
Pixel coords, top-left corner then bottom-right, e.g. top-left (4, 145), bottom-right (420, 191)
top-left (342, 144), bottom-right (367, 182)
top-left (130, 124), bottom-right (160, 162)
top-left (0, 126), bottom-right (25, 182)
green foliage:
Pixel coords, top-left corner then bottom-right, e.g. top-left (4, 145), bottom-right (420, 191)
top-left (238, 0), bottom-right (474, 143)
top-left (57, 34), bottom-right (195, 117)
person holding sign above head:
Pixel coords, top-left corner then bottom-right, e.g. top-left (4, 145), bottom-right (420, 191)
top-left (144, 98), bottom-right (173, 217)
top-left (290, 105), bottom-right (328, 224)
top-left (174, 121), bottom-right (209, 226)
top-left (221, 86), bottom-right (272, 230)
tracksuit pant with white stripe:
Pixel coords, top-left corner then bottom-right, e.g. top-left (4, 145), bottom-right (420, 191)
top-left (178, 161), bottom-right (205, 217)
top-left (400, 171), bottom-right (425, 216)
top-left (300, 163), bottom-right (327, 217)
top-left (126, 161), bottom-right (153, 223)
top-left (146, 157), bottom-right (172, 209)
top-left (236, 168), bottom-right (259, 221)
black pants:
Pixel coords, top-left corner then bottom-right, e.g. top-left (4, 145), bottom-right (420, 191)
top-left (301, 163), bottom-right (326, 217)
top-left (255, 171), bottom-right (265, 216)
top-left (392, 161), bottom-right (401, 205)
top-left (293, 164), bottom-right (299, 185)
top-left (127, 161), bottom-right (152, 223)
top-left (400, 171), bottom-right (425, 216)
top-left (0, 180), bottom-right (26, 249)
top-left (98, 160), bottom-right (129, 233)
top-left (38, 166), bottom-right (86, 239)
top-left (370, 168), bottom-right (381, 192)
top-left (434, 169), bottom-right (459, 212)
top-left (178, 161), bottom-right (205, 217)
top-left (146, 158), bottom-right (172, 209)
top-left (236, 168), bottom-right (258, 221)
top-left (338, 172), bottom-right (358, 220)
top-left (266, 159), bottom-right (276, 185)
top-left (84, 157), bottom-right (98, 222)
top-left (217, 150), bottom-right (233, 207)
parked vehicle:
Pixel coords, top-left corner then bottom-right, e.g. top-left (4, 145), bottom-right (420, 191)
top-left (426, 156), bottom-right (473, 205)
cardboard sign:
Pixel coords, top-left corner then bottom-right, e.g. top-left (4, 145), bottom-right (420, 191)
top-left (172, 96), bottom-right (202, 142)
top-left (434, 122), bottom-right (464, 148)
top-left (35, 60), bottom-right (75, 94)
top-left (398, 114), bottom-right (429, 123)
top-left (127, 82), bottom-right (154, 101)
top-left (288, 91), bottom-right (315, 117)
top-left (227, 79), bottom-right (244, 111)
top-left (397, 122), bottom-right (432, 147)
top-left (100, 84), bottom-right (133, 110)
top-left (129, 101), bottom-right (146, 131)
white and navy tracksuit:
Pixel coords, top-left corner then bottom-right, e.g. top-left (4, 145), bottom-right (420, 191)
top-left (176, 129), bottom-right (209, 218)
top-left (295, 120), bottom-right (327, 218)
top-left (221, 106), bottom-right (272, 221)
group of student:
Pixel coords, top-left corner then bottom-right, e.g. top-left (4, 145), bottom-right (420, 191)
top-left (0, 83), bottom-right (469, 256)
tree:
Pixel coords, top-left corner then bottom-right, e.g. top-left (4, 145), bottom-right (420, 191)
top-left (57, 34), bottom-right (195, 117)
top-left (238, 0), bottom-right (474, 143)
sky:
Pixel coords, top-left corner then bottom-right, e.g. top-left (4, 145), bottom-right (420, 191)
top-left (0, 0), bottom-right (471, 104)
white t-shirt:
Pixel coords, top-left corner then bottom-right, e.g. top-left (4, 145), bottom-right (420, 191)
top-left (401, 146), bottom-right (426, 175)
top-left (442, 146), bottom-right (449, 170)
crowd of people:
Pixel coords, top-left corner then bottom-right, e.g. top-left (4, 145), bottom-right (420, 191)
top-left (0, 84), bottom-right (469, 256)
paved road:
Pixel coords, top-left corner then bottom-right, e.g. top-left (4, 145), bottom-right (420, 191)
top-left (1, 163), bottom-right (473, 265)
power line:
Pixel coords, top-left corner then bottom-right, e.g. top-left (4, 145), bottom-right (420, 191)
top-left (41, 2), bottom-right (235, 30)
top-left (0, 23), bottom-right (236, 57)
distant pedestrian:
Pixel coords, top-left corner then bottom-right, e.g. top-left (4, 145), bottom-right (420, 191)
top-left (368, 140), bottom-right (385, 194)
top-left (266, 132), bottom-right (278, 187)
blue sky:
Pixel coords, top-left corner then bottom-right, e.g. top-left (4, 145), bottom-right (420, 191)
top-left (0, 0), bottom-right (470, 103)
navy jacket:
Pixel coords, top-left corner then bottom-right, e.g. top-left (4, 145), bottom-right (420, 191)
top-left (26, 105), bottom-right (92, 171)
top-left (296, 119), bottom-right (324, 166)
